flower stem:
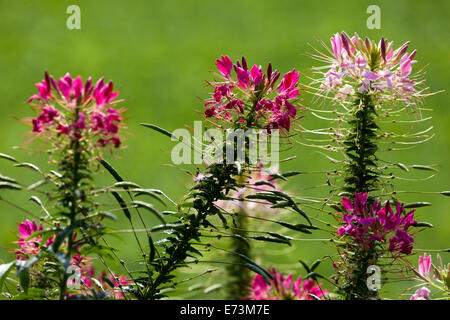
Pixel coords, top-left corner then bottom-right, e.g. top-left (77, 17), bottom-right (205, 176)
top-left (341, 93), bottom-right (380, 299)
top-left (226, 209), bottom-right (251, 299)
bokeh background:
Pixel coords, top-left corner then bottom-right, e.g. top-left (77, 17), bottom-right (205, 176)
top-left (0, 0), bottom-right (448, 299)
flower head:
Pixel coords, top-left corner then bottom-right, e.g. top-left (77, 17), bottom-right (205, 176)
top-left (249, 268), bottom-right (326, 300)
top-left (418, 253), bottom-right (432, 278)
top-left (26, 72), bottom-right (125, 154)
top-left (338, 193), bottom-right (416, 255)
top-left (410, 287), bottom-right (430, 300)
top-left (204, 56), bottom-right (303, 133)
top-left (314, 32), bottom-right (422, 103)
top-left (14, 219), bottom-right (54, 259)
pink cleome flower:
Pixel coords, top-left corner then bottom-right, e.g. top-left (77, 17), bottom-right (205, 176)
top-left (249, 268), bottom-right (326, 300)
top-left (417, 253), bottom-right (432, 279)
top-left (317, 32), bottom-right (420, 102)
top-left (338, 193), bottom-right (416, 255)
top-left (27, 72), bottom-right (124, 149)
top-left (14, 219), bottom-right (54, 259)
top-left (204, 56), bottom-right (303, 133)
top-left (410, 287), bottom-right (430, 300)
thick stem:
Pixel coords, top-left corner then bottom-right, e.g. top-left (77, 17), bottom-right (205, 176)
top-left (344, 93), bottom-right (378, 194)
top-left (59, 108), bottom-right (84, 299)
top-left (342, 93), bottom-right (380, 300)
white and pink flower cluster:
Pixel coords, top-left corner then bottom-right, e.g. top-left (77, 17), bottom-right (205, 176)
top-left (27, 72), bottom-right (123, 148)
top-left (204, 56), bottom-right (302, 132)
top-left (318, 32), bottom-right (419, 102)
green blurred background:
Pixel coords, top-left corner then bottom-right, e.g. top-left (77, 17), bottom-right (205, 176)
top-left (0, 0), bottom-right (448, 299)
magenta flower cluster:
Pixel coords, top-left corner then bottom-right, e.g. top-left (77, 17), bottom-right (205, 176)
top-left (15, 219), bottom-right (55, 259)
top-left (204, 56), bottom-right (301, 132)
top-left (319, 32), bottom-right (418, 102)
top-left (13, 219), bottom-right (131, 298)
top-left (249, 269), bottom-right (326, 300)
top-left (28, 72), bottom-right (123, 148)
top-left (338, 193), bottom-right (416, 255)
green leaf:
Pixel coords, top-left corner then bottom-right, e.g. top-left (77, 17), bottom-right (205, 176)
top-left (280, 171), bottom-right (301, 178)
top-left (27, 179), bottom-right (47, 190)
top-left (310, 259), bottom-right (322, 271)
top-left (0, 174), bottom-right (17, 183)
top-left (99, 211), bottom-right (118, 221)
top-left (150, 223), bottom-right (185, 232)
top-left (111, 191), bottom-right (131, 220)
top-left (276, 221), bottom-right (316, 233)
top-left (254, 181), bottom-right (276, 189)
top-left (404, 202), bottom-right (432, 209)
top-left (298, 260), bottom-right (311, 273)
top-left (188, 283), bottom-right (203, 292)
top-left (141, 123), bottom-right (177, 140)
top-left (226, 250), bottom-right (272, 281)
top-left (0, 261), bottom-right (15, 289)
top-left (396, 163), bottom-right (409, 172)
top-left (14, 162), bottom-right (42, 174)
top-left (243, 263), bottom-right (271, 285)
top-left (0, 153), bottom-right (18, 163)
top-left (132, 200), bottom-right (166, 224)
top-left (0, 181), bottom-right (21, 190)
top-left (133, 189), bottom-right (166, 206)
top-left (412, 165), bottom-right (438, 172)
top-left (266, 232), bottom-right (293, 241)
top-left (412, 221), bottom-right (434, 228)
top-left (113, 181), bottom-right (141, 189)
top-left (100, 159), bottom-right (125, 183)
top-left (204, 284), bottom-right (222, 294)
top-left (251, 235), bottom-right (291, 246)
top-left (267, 173), bottom-right (287, 181)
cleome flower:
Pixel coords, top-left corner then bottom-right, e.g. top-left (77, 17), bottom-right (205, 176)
top-left (203, 56), bottom-right (303, 133)
top-left (249, 268), bottom-right (326, 300)
top-left (25, 72), bottom-right (125, 152)
top-left (312, 32), bottom-right (423, 103)
top-left (14, 219), bottom-right (54, 259)
top-left (337, 192), bottom-right (416, 255)
top-left (410, 287), bottom-right (431, 300)
top-left (411, 253), bottom-right (450, 299)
